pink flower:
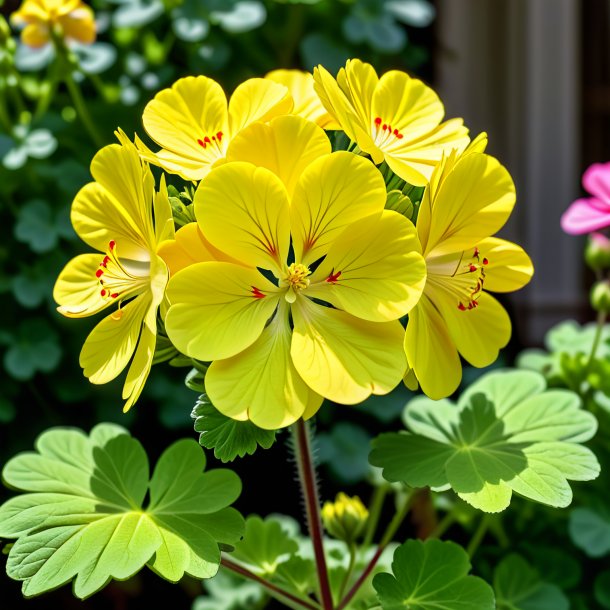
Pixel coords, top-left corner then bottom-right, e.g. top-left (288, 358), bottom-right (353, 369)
top-left (561, 162), bottom-right (610, 234)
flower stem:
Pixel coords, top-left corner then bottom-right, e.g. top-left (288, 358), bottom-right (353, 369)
top-left (292, 419), bottom-right (334, 610)
top-left (427, 506), bottom-right (458, 540)
top-left (466, 514), bottom-right (490, 558)
top-left (586, 310), bottom-right (607, 371)
top-left (362, 485), bottom-right (388, 548)
top-left (338, 543), bottom-right (357, 599)
top-left (221, 556), bottom-right (321, 610)
top-left (337, 491), bottom-right (414, 610)
top-left (63, 69), bottom-right (104, 148)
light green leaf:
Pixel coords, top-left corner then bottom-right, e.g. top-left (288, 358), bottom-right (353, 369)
top-left (0, 424), bottom-right (244, 598)
top-left (370, 369), bottom-right (599, 512)
top-left (231, 516), bottom-right (299, 576)
top-left (569, 507), bottom-right (610, 558)
top-left (373, 539), bottom-right (494, 610)
top-left (192, 394), bottom-right (276, 463)
top-left (194, 570), bottom-right (265, 610)
top-left (494, 554), bottom-right (569, 610)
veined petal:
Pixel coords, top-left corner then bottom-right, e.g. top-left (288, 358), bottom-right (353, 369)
top-left (291, 297), bottom-right (406, 404)
top-left (226, 115), bottom-right (331, 196)
top-left (420, 152), bottom-right (516, 257)
top-left (89, 139), bottom-right (156, 250)
top-left (21, 22), bottom-right (49, 46)
top-left (383, 118), bottom-right (470, 187)
top-left (194, 162), bottom-right (290, 275)
top-left (265, 69), bottom-right (338, 128)
top-left (153, 174), bottom-right (175, 246)
top-left (206, 304), bottom-right (321, 430)
top-left (307, 210), bottom-right (426, 321)
top-left (228, 78), bottom-right (292, 135)
top-left (291, 151), bottom-right (386, 266)
top-left (431, 287), bottom-right (511, 368)
top-left (157, 223), bottom-right (242, 277)
top-left (477, 237), bottom-right (534, 293)
top-left (372, 70), bottom-right (444, 149)
top-left (404, 295), bottom-right (462, 400)
top-left (71, 182), bottom-right (150, 261)
top-left (54, 253), bottom-right (113, 318)
top-left (142, 76), bottom-right (229, 180)
top-left (165, 262), bottom-right (280, 361)
top-left (122, 306), bottom-right (157, 412)
top-left (80, 294), bottom-right (151, 385)
top-left (337, 59), bottom-right (378, 130)
top-left (313, 65), bottom-right (374, 151)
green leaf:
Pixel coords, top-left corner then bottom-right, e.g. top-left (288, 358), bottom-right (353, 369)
top-left (494, 554), bottom-right (569, 610)
top-left (0, 424), bottom-right (244, 599)
top-left (194, 570), bottom-right (265, 610)
top-left (569, 507), bottom-right (610, 557)
top-left (595, 571), bottom-right (610, 609)
top-left (231, 516), bottom-right (299, 576)
top-left (318, 422), bottom-right (372, 484)
top-left (373, 539), bottom-right (494, 610)
top-left (370, 369), bottom-right (600, 512)
top-left (192, 394), bottom-right (276, 463)
top-left (385, 190), bottom-right (414, 219)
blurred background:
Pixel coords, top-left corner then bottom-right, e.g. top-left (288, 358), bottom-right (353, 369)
top-left (0, 0), bottom-right (608, 608)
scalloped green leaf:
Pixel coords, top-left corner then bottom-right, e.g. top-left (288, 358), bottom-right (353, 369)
top-left (231, 516), bottom-right (299, 576)
top-left (373, 539), bottom-right (494, 609)
top-left (494, 554), bottom-right (569, 610)
top-left (569, 507), bottom-right (610, 558)
top-left (192, 394), bottom-right (276, 463)
top-left (0, 424), bottom-right (244, 599)
top-left (370, 370), bottom-right (600, 512)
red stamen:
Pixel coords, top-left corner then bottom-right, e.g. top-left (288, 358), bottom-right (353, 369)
top-left (204, 136), bottom-right (211, 144)
top-left (96, 269), bottom-right (104, 278)
top-left (374, 117), bottom-right (382, 126)
top-left (326, 270), bottom-right (342, 284)
top-left (397, 133), bottom-right (404, 139)
top-left (217, 131), bottom-right (223, 141)
top-left (109, 240), bottom-right (116, 250)
top-left (197, 139), bottom-right (205, 148)
top-left (102, 256), bottom-right (110, 266)
top-left (469, 264), bottom-right (477, 273)
top-left (110, 293), bottom-right (119, 299)
top-left (482, 258), bottom-right (489, 265)
top-left (473, 247), bottom-right (480, 258)
top-left (251, 286), bottom-right (265, 299)
top-left (458, 303), bottom-right (466, 311)
top-left (100, 289), bottom-right (106, 297)
top-left (382, 124), bottom-right (388, 131)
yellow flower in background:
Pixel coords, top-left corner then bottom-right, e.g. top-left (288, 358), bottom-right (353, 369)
top-left (165, 117), bottom-right (426, 429)
top-left (404, 143), bottom-right (534, 399)
top-left (137, 75), bottom-right (293, 181)
top-left (11, 0), bottom-right (95, 48)
top-left (53, 131), bottom-right (175, 411)
top-left (313, 58), bottom-right (469, 186)
top-left (321, 493), bottom-right (368, 544)
top-left (265, 69), bottom-right (339, 129)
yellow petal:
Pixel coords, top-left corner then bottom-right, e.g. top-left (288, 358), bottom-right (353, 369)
top-left (157, 223), bottom-right (243, 277)
top-left (226, 115), bottom-right (331, 196)
top-left (307, 210), bottom-right (426, 321)
top-left (228, 77), bottom-right (292, 136)
top-left (54, 253), bottom-right (112, 318)
top-left (291, 151), bottom-right (386, 266)
top-left (153, 173), bottom-right (175, 246)
top-left (80, 294), bottom-right (150, 384)
top-left (142, 76), bottom-right (229, 181)
top-left (476, 237), bottom-right (534, 293)
top-left (194, 162), bottom-right (290, 275)
top-left (404, 295), bottom-right (462, 400)
top-left (337, 59), bottom-right (378, 130)
top-left (58, 7), bottom-right (96, 44)
top-left (122, 307), bottom-right (156, 412)
top-left (431, 287), bottom-right (511, 368)
top-left (419, 152), bottom-right (516, 258)
top-left (383, 119), bottom-right (470, 187)
top-left (265, 69), bottom-right (338, 128)
top-left (165, 261), bottom-right (280, 361)
top-left (291, 297), bottom-right (406, 404)
top-left (206, 304), bottom-right (320, 430)
top-left (21, 22), bottom-right (50, 47)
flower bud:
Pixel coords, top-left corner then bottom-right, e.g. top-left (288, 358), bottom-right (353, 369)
top-left (585, 232), bottom-right (610, 272)
top-left (321, 493), bottom-right (368, 543)
top-left (590, 280), bottom-right (610, 313)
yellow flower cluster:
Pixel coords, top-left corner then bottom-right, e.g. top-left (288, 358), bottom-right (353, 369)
top-left (54, 60), bottom-right (533, 428)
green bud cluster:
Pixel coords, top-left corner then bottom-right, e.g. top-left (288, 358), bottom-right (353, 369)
top-left (321, 492), bottom-right (369, 544)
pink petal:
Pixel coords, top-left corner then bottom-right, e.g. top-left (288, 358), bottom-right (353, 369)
top-left (561, 198), bottom-right (610, 234)
top-left (583, 162), bottom-right (610, 203)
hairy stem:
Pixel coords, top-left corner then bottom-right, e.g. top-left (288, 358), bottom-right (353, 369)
top-left (292, 419), bottom-right (334, 610)
top-left (221, 556), bottom-right (321, 610)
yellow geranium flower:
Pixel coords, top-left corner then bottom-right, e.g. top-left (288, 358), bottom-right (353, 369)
top-left (313, 58), bottom-right (470, 186)
top-left (165, 121), bottom-right (426, 429)
top-left (404, 143), bottom-right (534, 399)
top-left (53, 131), bottom-right (175, 411)
top-left (137, 75), bottom-right (293, 181)
top-left (11, 0), bottom-right (95, 48)
top-left (265, 69), bottom-right (339, 129)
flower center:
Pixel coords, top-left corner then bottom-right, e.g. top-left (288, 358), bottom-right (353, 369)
top-left (427, 247), bottom-right (489, 311)
top-left (197, 131), bottom-right (225, 157)
top-left (95, 240), bottom-right (151, 303)
top-left (282, 263), bottom-right (311, 303)
top-left (372, 116), bottom-right (404, 147)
